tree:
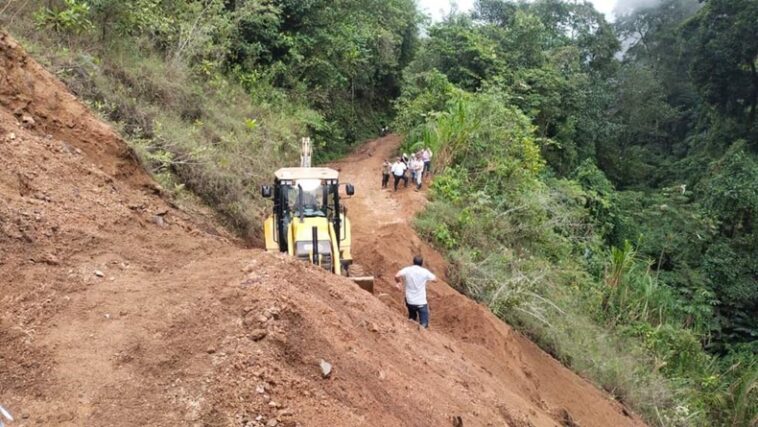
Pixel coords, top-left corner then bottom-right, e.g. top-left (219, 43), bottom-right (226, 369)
top-left (685, 0), bottom-right (758, 137)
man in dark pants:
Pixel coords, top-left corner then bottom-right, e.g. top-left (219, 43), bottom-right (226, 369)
top-left (394, 256), bottom-right (438, 328)
top-left (390, 157), bottom-right (407, 191)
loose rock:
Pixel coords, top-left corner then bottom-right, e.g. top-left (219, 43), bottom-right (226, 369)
top-left (94, 270), bottom-right (105, 277)
top-left (319, 359), bottom-right (332, 378)
top-left (42, 253), bottom-right (60, 265)
top-left (250, 329), bottom-right (268, 341)
top-left (152, 215), bottom-right (166, 227)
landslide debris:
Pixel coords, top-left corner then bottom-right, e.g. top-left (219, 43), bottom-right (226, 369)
top-left (0, 31), bottom-right (644, 427)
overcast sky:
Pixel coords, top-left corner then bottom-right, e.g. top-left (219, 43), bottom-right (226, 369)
top-left (418, 0), bottom-right (618, 21)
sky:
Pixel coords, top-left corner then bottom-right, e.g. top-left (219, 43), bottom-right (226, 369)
top-left (418, 0), bottom-right (618, 21)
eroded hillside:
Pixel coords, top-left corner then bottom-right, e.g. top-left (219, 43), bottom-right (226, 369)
top-left (0, 32), bottom-right (642, 427)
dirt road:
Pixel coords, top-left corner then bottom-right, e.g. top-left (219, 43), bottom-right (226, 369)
top-left (0, 32), bottom-right (644, 426)
top-left (334, 136), bottom-right (643, 427)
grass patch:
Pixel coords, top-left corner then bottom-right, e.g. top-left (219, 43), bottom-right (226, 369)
top-left (7, 25), bottom-right (320, 243)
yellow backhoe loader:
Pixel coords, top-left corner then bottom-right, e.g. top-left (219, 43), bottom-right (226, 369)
top-left (260, 138), bottom-right (374, 292)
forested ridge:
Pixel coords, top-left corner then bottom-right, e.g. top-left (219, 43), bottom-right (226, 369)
top-left (1, 0), bottom-right (755, 425)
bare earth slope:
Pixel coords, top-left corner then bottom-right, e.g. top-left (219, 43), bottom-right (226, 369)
top-left (0, 32), bottom-right (644, 426)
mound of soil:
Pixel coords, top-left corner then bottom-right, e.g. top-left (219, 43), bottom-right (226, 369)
top-left (0, 31), bottom-right (644, 427)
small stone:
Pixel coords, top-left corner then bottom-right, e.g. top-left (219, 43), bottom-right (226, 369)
top-left (319, 359), bottom-right (332, 378)
top-left (8, 132), bottom-right (16, 140)
top-left (369, 323), bottom-right (378, 333)
top-left (94, 270), bottom-right (105, 277)
top-left (277, 408), bottom-right (293, 417)
top-left (21, 114), bottom-right (35, 126)
top-left (256, 384), bottom-right (265, 394)
top-left (42, 253), bottom-right (60, 265)
top-left (104, 313), bottom-right (111, 319)
top-left (268, 401), bottom-right (278, 407)
top-left (206, 346), bottom-right (216, 354)
top-left (266, 419), bottom-right (278, 427)
top-left (152, 215), bottom-right (166, 227)
top-left (250, 329), bottom-right (267, 341)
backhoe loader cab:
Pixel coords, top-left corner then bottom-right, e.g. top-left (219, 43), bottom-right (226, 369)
top-left (261, 167), bottom-right (372, 291)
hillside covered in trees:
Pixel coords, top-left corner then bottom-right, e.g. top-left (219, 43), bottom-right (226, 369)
top-left (2, 0), bottom-right (756, 425)
top-left (394, 1), bottom-right (756, 425)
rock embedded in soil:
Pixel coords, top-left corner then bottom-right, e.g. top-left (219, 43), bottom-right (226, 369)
top-left (41, 253), bottom-right (60, 265)
top-left (152, 215), bottom-right (166, 227)
top-left (250, 329), bottom-right (268, 341)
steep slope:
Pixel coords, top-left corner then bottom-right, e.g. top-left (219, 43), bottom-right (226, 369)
top-left (334, 139), bottom-right (644, 427)
top-left (0, 32), bottom-right (643, 427)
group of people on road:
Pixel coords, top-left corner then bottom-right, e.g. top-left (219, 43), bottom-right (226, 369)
top-left (381, 147), bottom-right (433, 192)
top-left (374, 140), bottom-right (439, 328)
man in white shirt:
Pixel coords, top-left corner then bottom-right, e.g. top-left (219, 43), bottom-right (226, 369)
top-left (390, 157), bottom-right (408, 191)
top-left (422, 147), bottom-right (432, 176)
top-left (408, 155), bottom-right (419, 186)
top-left (412, 154), bottom-right (424, 190)
top-left (395, 256), bottom-right (438, 328)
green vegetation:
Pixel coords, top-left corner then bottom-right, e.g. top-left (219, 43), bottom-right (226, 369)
top-left (2, 0), bottom-right (756, 425)
top-left (2, 0), bottom-right (418, 240)
top-left (396, 1), bottom-right (756, 425)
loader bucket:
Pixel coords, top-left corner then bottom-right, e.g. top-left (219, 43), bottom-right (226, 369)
top-left (351, 276), bottom-right (374, 293)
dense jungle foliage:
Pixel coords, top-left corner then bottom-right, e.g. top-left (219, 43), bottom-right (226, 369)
top-left (2, 0), bottom-right (419, 239)
top-left (2, 0), bottom-right (755, 425)
top-left (394, 0), bottom-right (756, 425)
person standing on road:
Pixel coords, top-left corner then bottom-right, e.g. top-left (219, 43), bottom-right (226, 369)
top-left (411, 154), bottom-right (424, 190)
top-left (391, 157), bottom-right (407, 191)
top-left (401, 153), bottom-right (411, 187)
top-left (409, 154), bottom-right (420, 186)
top-left (395, 255), bottom-right (438, 328)
top-left (422, 147), bottom-right (433, 176)
top-left (381, 159), bottom-right (391, 189)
